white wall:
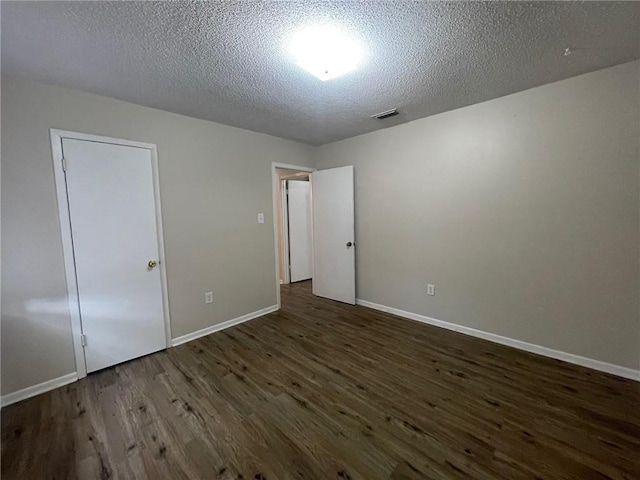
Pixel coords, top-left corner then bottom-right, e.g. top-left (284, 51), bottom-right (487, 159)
top-left (312, 61), bottom-right (640, 371)
top-left (1, 75), bottom-right (313, 396)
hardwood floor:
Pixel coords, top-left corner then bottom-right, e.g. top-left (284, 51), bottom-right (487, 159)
top-left (2, 280), bottom-right (639, 479)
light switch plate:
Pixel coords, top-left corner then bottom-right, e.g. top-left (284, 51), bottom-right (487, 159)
top-left (257, 213), bottom-right (265, 224)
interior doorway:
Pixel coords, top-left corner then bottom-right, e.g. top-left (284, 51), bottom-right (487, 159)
top-left (273, 164), bottom-right (315, 308)
top-left (272, 162), bottom-right (356, 308)
top-left (284, 177), bottom-right (313, 283)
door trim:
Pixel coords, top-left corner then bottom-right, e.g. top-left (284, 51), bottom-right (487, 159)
top-left (50, 129), bottom-right (172, 380)
top-left (271, 163), bottom-right (315, 309)
top-left (281, 179), bottom-right (291, 285)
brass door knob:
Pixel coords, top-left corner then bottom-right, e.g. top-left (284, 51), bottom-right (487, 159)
top-left (148, 260), bottom-right (158, 268)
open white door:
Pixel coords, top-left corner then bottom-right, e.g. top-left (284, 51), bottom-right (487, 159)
top-left (287, 180), bottom-right (313, 282)
top-left (311, 166), bottom-right (355, 304)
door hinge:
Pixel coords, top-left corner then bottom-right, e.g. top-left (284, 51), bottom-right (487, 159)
top-left (62, 157), bottom-right (68, 172)
top-left (80, 334), bottom-right (87, 347)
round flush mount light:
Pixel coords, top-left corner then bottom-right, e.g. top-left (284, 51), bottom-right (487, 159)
top-left (289, 25), bottom-right (364, 81)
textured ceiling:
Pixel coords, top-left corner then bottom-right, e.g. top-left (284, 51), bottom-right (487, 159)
top-left (2, 1), bottom-right (639, 146)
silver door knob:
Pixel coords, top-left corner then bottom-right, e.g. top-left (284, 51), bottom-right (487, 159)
top-left (148, 260), bottom-right (158, 268)
top-left (346, 242), bottom-right (353, 247)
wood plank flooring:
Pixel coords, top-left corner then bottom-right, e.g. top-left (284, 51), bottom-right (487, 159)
top-left (2, 280), bottom-right (639, 479)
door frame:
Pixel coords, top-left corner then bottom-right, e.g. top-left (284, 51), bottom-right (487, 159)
top-left (50, 129), bottom-right (172, 379)
top-left (271, 162), bottom-right (315, 309)
top-left (280, 179), bottom-right (291, 285)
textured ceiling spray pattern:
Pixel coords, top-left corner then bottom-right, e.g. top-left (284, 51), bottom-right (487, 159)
top-left (2, 1), bottom-right (639, 145)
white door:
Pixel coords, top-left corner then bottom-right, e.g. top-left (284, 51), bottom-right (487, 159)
top-left (311, 166), bottom-right (356, 304)
top-left (287, 180), bottom-right (312, 282)
top-left (63, 138), bottom-right (167, 373)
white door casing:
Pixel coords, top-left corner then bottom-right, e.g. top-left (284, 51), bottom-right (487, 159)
top-left (311, 165), bottom-right (356, 304)
top-left (51, 130), bottom-right (171, 378)
top-left (280, 179), bottom-right (291, 284)
top-left (271, 163), bottom-right (316, 309)
top-left (287, 180), bottom-right (312, 282)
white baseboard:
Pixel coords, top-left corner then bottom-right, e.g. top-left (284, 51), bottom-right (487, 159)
top-left (1, 372), bottom-right (79, 408)
top-left (1, 305), bottom-right (279, 407)
top-left (171, 304), bottom-right (279, 347)
top-left (3, 301), bottom-right (634, 408)
top-left (356, 299), bottom-right (640, 381)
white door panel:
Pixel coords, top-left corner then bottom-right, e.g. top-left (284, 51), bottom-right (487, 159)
top-left (287, 180), bottom-right (312, 282)
top-left (311, 166), bottom-right (355, 304)
top-left (63, 138), bottom-right (166, 372)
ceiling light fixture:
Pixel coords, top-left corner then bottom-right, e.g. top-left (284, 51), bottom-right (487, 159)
top-left (290, 25), bottom-right (363, 81)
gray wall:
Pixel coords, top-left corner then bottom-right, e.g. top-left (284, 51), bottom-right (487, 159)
top-left (312, 61), bottom-right (640, 370)
top-left (2, 60), bottom-right (638, 397)
top-left (1, 75), bottom-right (312, 395)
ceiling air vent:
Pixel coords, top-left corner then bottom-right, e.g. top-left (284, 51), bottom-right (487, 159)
top-left (371, 108), bottom-right (399, 120)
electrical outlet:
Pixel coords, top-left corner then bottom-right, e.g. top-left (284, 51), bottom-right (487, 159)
top-left (427, 284), bottom-right (435, 296)
top-left (205, 292), bottom-right (213, 304)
